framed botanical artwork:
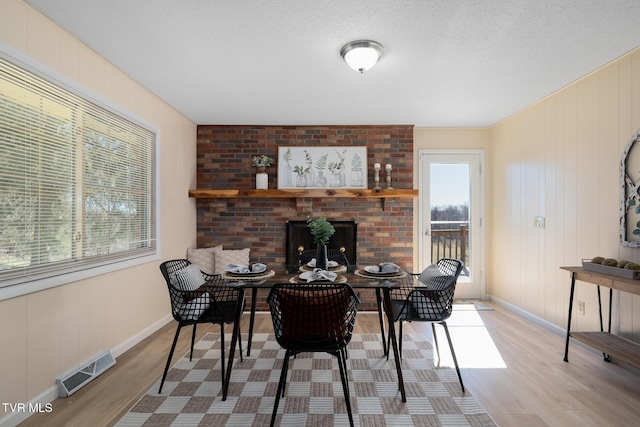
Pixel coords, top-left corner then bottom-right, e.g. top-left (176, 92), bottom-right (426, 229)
top-left (277, 146), bottom-right (367, 189)
top-left (620, 128), bottom-right (640, 246)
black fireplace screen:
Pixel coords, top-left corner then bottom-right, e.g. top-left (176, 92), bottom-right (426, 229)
top-left (285, 220), bottom-right (357, 268)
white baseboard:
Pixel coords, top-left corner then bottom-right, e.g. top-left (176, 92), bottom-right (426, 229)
top-left (111, 314), bottom-right (173, 358)
top-left (0, 314), bottom-right (173, 427)
top-left (487, 294), bottom-right (640, 376)
top-left (488, 295), bottom-right (566, 337)
top-left (0, 386), bottom-right (58, 427)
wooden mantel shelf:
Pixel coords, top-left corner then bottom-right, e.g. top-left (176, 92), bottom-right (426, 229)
top-left (188, 188), bottom-right (418, 199)
top-left (188, 188), bottom-right (418, 210)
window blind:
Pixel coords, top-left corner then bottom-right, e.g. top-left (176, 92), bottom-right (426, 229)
top-left (0, 56), bottom-right (157, 288)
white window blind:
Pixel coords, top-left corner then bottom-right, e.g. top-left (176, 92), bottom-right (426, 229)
top-left (0, 55), bottom-right (157, 290)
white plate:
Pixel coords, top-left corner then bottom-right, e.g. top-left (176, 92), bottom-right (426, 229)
top-left (307, 260), bottom-right (339, 268)
top-left (364, 265), bottom-right (400, 274)
top-left (225, 264), bottom-right (267, 275)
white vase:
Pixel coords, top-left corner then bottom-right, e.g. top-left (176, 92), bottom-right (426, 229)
top-left (256, 172), bottom-right (268, 189)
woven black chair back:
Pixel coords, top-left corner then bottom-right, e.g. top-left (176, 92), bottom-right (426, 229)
top-left (159, 259), bottom-right (238, 324)
top-left (267, 283), bottom-right (359, 353)
top-left (392, 258), bottom-right (464, 322)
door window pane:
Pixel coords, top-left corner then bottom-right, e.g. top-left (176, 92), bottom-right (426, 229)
top-left (430, 164), bottom-right (470, 274)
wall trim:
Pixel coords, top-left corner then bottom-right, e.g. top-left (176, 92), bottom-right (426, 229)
top-left (0, 314), bottom-right (172, 427)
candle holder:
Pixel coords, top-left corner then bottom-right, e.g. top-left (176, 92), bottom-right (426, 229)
top-left (373, 164), bottom-right (381, 190)
top-left (385, 165), bottom-right (393, 189)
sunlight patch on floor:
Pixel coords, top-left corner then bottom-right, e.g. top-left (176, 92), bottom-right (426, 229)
top-left (431, 307), bottom-right (506, 369)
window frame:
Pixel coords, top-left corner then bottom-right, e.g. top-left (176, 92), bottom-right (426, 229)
top-left (0, 43), bottom-right (161, 302)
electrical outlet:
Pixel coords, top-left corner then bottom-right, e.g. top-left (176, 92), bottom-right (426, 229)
top-left (577, 301), bottom-right (585, 315)
top-left (534, 216), bottom-right (545, 228)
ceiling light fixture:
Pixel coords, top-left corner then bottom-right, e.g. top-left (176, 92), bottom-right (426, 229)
top-left (340, 40), bottom-right (384, 74)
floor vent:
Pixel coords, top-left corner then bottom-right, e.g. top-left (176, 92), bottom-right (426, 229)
top-left (56, 350), bottom-right (115, 397)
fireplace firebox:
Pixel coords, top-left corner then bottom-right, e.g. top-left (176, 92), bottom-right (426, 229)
top-left (285, 220), bottom-right (357, 270)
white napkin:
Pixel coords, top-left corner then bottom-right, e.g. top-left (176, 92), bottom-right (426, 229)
top-left (226, 263), bottom-right (267, 274)
top-left (378, 262), bottom-right (400, 273)
top-left (308, 258), bottom-right (339, 268)
top-left (304, 269), bottom-right (338, 282)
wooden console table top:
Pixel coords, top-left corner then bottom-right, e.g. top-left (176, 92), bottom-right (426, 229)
top-left (560, 266), bottom-right (640, 296)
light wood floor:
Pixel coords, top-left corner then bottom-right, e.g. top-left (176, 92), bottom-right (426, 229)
top-left (17, 301), bottom-right (640, 427)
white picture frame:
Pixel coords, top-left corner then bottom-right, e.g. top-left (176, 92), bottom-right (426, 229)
top-left (278, 146), bottom-right (368, 189)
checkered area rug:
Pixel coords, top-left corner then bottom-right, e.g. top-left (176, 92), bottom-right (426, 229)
top-left (116, 331), bottom-right (496, 426)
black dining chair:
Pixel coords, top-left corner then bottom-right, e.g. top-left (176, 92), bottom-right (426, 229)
top-left (387, 258), bottom-right (466, 392)
top-left (158, 259), bottom-right (243, 393)
top-left (267, 283), bottom-right (360, 427)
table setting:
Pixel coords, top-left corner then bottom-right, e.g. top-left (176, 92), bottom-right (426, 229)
top-left (355, 262), bottom-right (407, 279)
top-left (298, 258), bottom-right (348, 273)
top-left (289, 268), bottom-right (348, 284)
top-left (221, 262), bottom-right (275, 281)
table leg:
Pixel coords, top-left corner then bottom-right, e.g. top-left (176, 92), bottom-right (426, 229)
top-left (375, 288), bottom-right (388, 356)
top-left (247, 288), bottom-right (258, 356)
top-left (222, 287), bottom-right (245, 401)
top-left (607, 288), bottom-right (613, 333)
top-left (563, 272), bottom-right (576, 362)
top-left (382, 287), bottom-right (406, 402)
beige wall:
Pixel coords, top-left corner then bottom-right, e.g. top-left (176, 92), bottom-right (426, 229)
top-left (489, 46), bottom-right (640, 340)
top-left (413, 127), bottom-right (490, 186)
top-left (0, 0), bottom-right (197, 421)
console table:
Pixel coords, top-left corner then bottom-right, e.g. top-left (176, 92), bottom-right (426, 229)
top-left (561, 266), bottom-right (640, 370)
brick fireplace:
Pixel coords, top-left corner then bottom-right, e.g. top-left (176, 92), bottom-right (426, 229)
top-left (195, 125), bottom-right (415, 310)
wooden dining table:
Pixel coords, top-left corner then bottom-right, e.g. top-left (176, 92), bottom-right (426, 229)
top-left (215, 268), bottom-right (415, 403)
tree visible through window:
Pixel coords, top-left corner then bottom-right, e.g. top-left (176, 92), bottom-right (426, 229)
top-left (0, 55), bottom-right (156, 288)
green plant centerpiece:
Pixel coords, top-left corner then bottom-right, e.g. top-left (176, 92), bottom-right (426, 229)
top-left (307, 217), bottom-right (335, 270)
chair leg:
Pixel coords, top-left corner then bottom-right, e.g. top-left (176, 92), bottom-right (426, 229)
top-left (281, 351), bottom-right (291, 398)
top-left (220, 323), bottom-right (226, 390)
top-left (190, 324), bottom-right (197, 361)
top-left (375, 289), bottom-right (387, 355)
top-left (386, 322), bottom-right (392, 360)
top-left (388, 321), bottom-right (404, 360)
top-left (386, 329), bottom-right (389, 360)
top-left (271, 350), bottom-right (292, 427)
top-left (236, 322), bottom-right (243, 363)
top-left (386, 320), bottom-right (405, 360)
top-left (336, 350), bottom-right (355, 427)
top-left (441, 321), bottom-right (465, 393)
top-left (398, 321), bottom-right (404, 360)
top-left (432, 323), bottom-right (441, 363)
top-left (159, 324), bottom-right (183, 393)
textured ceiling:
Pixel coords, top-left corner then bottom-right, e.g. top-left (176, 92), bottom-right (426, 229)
top-left (25, 0), bottom-right (640, 127)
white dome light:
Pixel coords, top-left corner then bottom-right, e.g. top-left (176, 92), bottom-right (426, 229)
top-left (340, 40), bottom-right (384, 73)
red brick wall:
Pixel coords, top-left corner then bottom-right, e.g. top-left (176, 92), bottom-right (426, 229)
top-left (195, 125), bottom-right (414, 310)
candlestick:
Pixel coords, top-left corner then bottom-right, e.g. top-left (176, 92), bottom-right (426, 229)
top-left (386, 165), bottom-right (393, 189)
top-left (373, 163), bottom-right (381, 190)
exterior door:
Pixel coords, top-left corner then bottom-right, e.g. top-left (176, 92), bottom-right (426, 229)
top-left (418, 151), bottom-right (485, 299)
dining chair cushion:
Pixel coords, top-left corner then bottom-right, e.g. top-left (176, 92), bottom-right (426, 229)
top-left (418, 265), bottom-right (450, 289)
top-left (213, 247), bottom-right (250, 274)
top-left (172, 264), bottom-right (207, 291)
top-left (277, 287), bottom-right (349, 343)
top-left (186, 245), bottom-right (222, 275)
